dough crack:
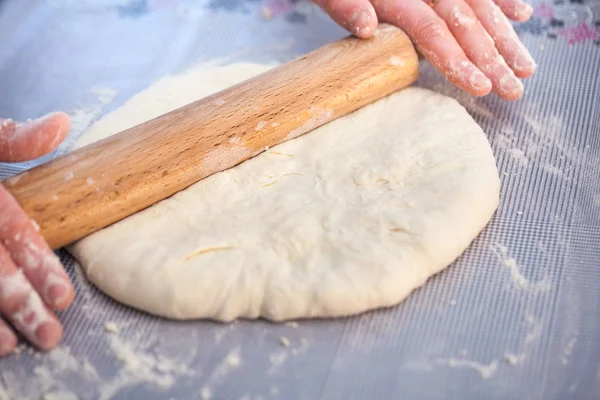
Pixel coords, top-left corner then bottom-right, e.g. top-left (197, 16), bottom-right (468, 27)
top-left (268, 151), bottom-right (293, 157)
top-left (183, 246), bottom-right (235, 262)
top-left (261, 173), bottom-right (304, 187)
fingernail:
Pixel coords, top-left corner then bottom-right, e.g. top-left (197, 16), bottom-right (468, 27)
top-left (349, 9), bottom-right (373, 37)
top-left (0, 327), bottom-right (16, 356)
top-left (514, 52), bottom-right (537, 74)
top-left (45, 273), bottom-right (69, 306)
top-left (470, 70), bottom-right (492, 92)
top-left (499, 72), bottom-right (524, 98)
top-left (35, 321), bottom-right (62, 351)
top-left (523, 3), bottom-right (533, 15)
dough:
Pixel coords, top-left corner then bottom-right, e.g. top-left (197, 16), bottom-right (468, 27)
top-left (69, 63), bottom-right (499, 321)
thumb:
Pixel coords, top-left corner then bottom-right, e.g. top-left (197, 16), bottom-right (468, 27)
top-left (0, 112), bottom-right (71, 163)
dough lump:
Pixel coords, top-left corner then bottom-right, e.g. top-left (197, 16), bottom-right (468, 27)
top-left (69, 63), bottom-right (499, 321)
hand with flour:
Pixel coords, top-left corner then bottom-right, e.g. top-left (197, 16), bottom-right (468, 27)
top-left (314, 0), bottom-right (536, 100)
top-left (0, 113), bottom-right (75, 356)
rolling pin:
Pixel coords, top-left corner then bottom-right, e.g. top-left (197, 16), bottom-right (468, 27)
top-left (2, 24), bottom-right (419, 249)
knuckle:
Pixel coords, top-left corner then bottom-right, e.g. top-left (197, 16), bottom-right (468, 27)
top-left (411, 16), bottom-right (446, 44)
top-left (447, 4), bottom-right (477, 29)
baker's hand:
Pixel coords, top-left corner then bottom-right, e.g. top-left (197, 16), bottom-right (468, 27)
top-left (0, 113), bottom-right (75, 356)
top-left (314, 0), bottom-right (536, 100)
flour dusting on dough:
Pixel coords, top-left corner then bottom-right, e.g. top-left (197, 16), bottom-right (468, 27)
top-left (286, 107), bottom-right (334, 140)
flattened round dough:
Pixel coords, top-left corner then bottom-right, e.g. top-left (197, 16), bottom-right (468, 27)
top-left (69, 63), bottom-right (499, 321)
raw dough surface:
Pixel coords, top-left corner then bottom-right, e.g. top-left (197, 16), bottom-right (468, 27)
top-left (69, 63), bottom-right (499, 321)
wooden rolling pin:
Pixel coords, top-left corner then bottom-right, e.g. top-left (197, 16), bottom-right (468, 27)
top-left (2, 24), bottom-right (419, 249)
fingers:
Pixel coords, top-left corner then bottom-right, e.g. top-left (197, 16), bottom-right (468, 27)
top-left (0, 248), bottom-right (63, 351)
top-left (0, 187), bottom-right (74, 310)
top-left (0, 319), bottom-right (17, 356)
top-left (493, 0), bottom-right (532, 22)
top-left (373, 0), bottom-right (492, 96)
top-left (432, 0), bottom-right (523, 100)
top-left (0, 112), bottom-right (71, 163)
top-left (466, 0), bottom-right (536, 78)
top-left (312, 0), bottom-right (378, 38)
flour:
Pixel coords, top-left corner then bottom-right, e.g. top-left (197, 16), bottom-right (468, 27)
top-left (402, 307), bottom-right (545, 379)
top-left (99, 333), bottom-right (195, 400)
top-left (491, 244), bottom-right (552, 292)
top-left (0, 324), bottom-right (195, 399)
top-left (390, 56), bottom-right (405, 67)
top-left (207, 347), bottom-right (242, 385)
top-left (267, 351), bottom-right (288, 375)
top-left (286, 106), bottom-right (334, 140)
top-left (404, 357), bottom-right (498, 380)
top-left (200, 387), bottom-right (212, 400)
top-left (0, 346), bottom-right (98, 399)
top-left (561, 335), bottom-right (578, 365)
top-left (279, 336), bottom-right (290, 347)
top-left (508, 148), bottom-right (529, 167)
top-left (492, 104), bottom-right (573, 184)
top-left (42, 391), bottom-right (78, 400)
top-left (451, 6), bottom-right (476, 27)
top-left (104, 321), bottom-right (119, 333)
top-left (524, 314), bottom-right (543, 346)
top-left (10, 286), bottom-right (52, 340)
top-left (435, 358), bottom-right (498, 379)
top-left (504, 352), bottom-right (526, 366)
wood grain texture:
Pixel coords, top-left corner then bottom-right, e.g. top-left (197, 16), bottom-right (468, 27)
top-left (2, 24), bottom-right (419, 249)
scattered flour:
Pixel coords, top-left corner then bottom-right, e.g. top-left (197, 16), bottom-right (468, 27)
top-left (502, 314), bottom-right (543, 368)
top-left (99, 333), bottom-right (194, 400)
top-left (404, 356), bottom-right (499, 380)
top-left (561, 335), bottom-right (578, 365)
top-left (491, 105), bottom-right (573, 184)
top-left (42, 392), bottom-right (78, 400)
top-left (524, 314), bottom-right (543, 346)
top-left (0, 327), bottom-right (195, 400)
top-left (200, 386), bottom-right (212, 400)
top-left (0, 346), bottom-right (98, 400)
top-left (208, 347), bottom-right (242, 384)
top-left (435, 358), bottom-right (498, 379)
top-left (491, 244), bottom-right (552, 292)
top-left (505, 352), bottom-right (526, 366)
top-left (508, 148), bottom-right (529, 167)
top-left (104, 321), bottom-right (119, 334)
top-left (267, 351), bottom-right (288, 375)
